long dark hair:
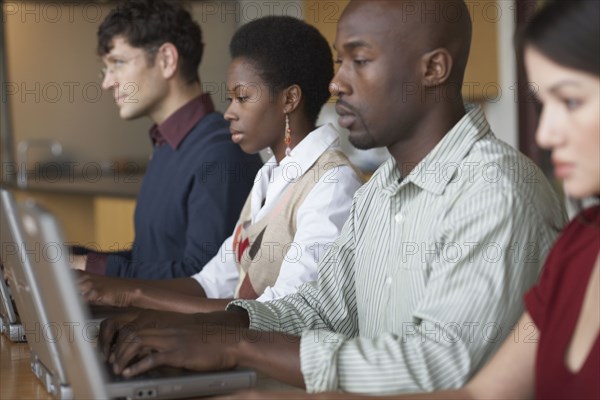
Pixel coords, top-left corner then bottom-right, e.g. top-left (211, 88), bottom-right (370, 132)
top-left (517, 0), bottom-right (599, 76)
top-left (519, 0), bottom-right (600, 225)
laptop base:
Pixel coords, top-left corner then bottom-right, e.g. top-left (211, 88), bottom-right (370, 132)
top-left (31, 348), bottom-right (256, 400)
top-left (0, 317), bottom-right (26, 342)
top-left (30, 352), bottom-right (74, 400)
top-left (104, 368), bottom-right (257, 399)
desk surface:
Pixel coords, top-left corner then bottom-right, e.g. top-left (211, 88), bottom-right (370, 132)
top-left (1, 335), bottom-right (52, 400)
top-left (1, 334), bottom-right (299, 399)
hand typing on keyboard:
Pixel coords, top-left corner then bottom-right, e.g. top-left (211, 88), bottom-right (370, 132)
top-left (110, 324), bottom-right (239, 377)
top-left (105, 310), bottom-right (303, 388)
top-left (99, 309), bottom-right (195, 361)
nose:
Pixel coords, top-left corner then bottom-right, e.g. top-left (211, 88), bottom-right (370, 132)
top-left (330, 63), bottom-right (351, 97)
top-left (535, 104), bottom-right (564, 150)
top-left (101, 71), bottom-right (118, 91)
top-left (223, 102), bottom-right (237, 122)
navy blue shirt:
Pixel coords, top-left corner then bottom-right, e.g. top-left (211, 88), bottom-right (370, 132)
top-left (90, 95), bottom-right (262, 279)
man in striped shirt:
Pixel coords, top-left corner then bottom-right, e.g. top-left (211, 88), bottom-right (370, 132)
top-left (103, 0), bottom-right (566, 394)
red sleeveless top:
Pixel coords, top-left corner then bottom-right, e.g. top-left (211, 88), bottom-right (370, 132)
top-left (524, 205), bottom-right (600, 399)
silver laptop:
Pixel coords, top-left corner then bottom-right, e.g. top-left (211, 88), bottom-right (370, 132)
top-left (0, 188), bottom-right (71, 396)
top-left (11, 192), bottom-right (256, 399)
top-left (0, 261), bottom-right (25, 341)
top-left (0, 188), bottom-right (25, 343)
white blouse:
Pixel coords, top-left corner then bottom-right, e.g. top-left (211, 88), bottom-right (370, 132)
top-left (192, 123), bottom-right (363, 302)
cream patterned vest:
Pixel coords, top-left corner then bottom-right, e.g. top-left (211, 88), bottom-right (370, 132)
top-left (232, 150), bottom-right (363, 299)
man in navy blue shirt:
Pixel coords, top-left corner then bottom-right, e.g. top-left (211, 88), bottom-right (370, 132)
top-left (76, 0), bottom-right (262, 279)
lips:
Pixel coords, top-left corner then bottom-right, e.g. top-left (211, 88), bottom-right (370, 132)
top-left (552, 161), bottom-right (574, 179)
top-left (230, 129), bottom-right (243, 144)
top-left (335, 101), bottom-right (357, 129)
top-left (114, 95), bottom-right (127, 105)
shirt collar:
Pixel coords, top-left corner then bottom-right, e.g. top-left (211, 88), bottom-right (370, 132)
top-left (377, 104), bottom-right (491, 196)
top-left (262, 122), bottom-right (341, 177)
top-left (252, 123), bottom-right (341, 214)
top-left (149, 93), bottom-right (215, 150)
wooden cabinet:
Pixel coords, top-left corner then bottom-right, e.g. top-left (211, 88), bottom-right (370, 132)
top-left (464, 0), bottom-right (500, 101)
top-left (13, 190), bottom-right (135, 252)
top-left (13, 191), bottom-right (95, 244)
top-left (94, 197), bottom-right (136, 252)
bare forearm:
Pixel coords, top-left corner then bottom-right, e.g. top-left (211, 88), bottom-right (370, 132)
top-left (139, 277), bottom-right (206, 297)
top-left (234, 331), bottom-right (304, 389)
top-left (134, 289), bottom-right (232, 314)
top-left (132, 284), bottom-right (231, 314)
top-left (123, 278), bottom-right (206, 312)
top-left (191, 310), bottom-right (305, 387)
top-left (193, 309), bottom-right (250, 328)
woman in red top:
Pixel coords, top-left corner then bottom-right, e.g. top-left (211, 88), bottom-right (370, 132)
top-left (503, 0), bottom-right (600, 397)
top-left (219, 1), bottom-right (600, 399)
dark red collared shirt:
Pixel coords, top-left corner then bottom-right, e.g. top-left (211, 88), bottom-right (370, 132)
top-left (149, 93), bottom-right (215, 149)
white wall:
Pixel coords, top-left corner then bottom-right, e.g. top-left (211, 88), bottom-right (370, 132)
top-left (481, 0), bottom-right (518, 149)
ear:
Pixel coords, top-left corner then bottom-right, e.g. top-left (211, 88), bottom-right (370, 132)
top-left (156, 42), bottom-right (179, 80)
top-left (282, 84), bottom-right (303, 114)
top-left (421, 48), bottom-right (453, 87)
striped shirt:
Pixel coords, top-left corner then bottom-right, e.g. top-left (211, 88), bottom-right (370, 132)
top-left (229, 105), bottom-right (567, 394)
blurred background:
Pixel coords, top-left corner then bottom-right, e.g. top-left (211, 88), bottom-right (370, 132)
top-left (0, 0), bottom-right (554, 250)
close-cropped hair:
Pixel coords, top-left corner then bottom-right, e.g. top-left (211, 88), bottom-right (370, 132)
top-left (230, 16), bottom-right (334, 124)
top-left (517, 0), bottom-right (599, 76)
top-left (97, 0), bottom-right (203, 84)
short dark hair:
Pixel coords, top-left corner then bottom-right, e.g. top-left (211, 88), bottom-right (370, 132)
top-left (518, 0), bottom-right (599, 76)
top-left (97, 0), bottom-right (203, 84)
top-left (230, 16), bottom-right (334, 124)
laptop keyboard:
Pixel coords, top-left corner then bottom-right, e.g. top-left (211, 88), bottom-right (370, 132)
top-left (104, 354), bottom-right (198, 383)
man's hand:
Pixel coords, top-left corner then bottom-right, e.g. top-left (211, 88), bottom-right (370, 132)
top-left (103, 308), bottom-right (304, 388)
top-left (110, 324), bottom-right (241, 377)
top-left (98, 309), bottom-right (195, 360)
top-left (77, 271), bottom-right (139, 308)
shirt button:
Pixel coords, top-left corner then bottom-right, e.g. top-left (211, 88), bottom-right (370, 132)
top-left (386, 276), bottom-right (393, 285)
top-left (395, 213), bottom-right (404, 224)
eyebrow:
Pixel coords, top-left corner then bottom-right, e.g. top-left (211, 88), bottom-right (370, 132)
top-left (104, 53), bottom-right (124, 62)
top-left (228, 83), bottom-right (250, 94)
top-left (549, 80), bottom-right (582, 93)
top-left (333, 39), bottom-right (372, 52)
